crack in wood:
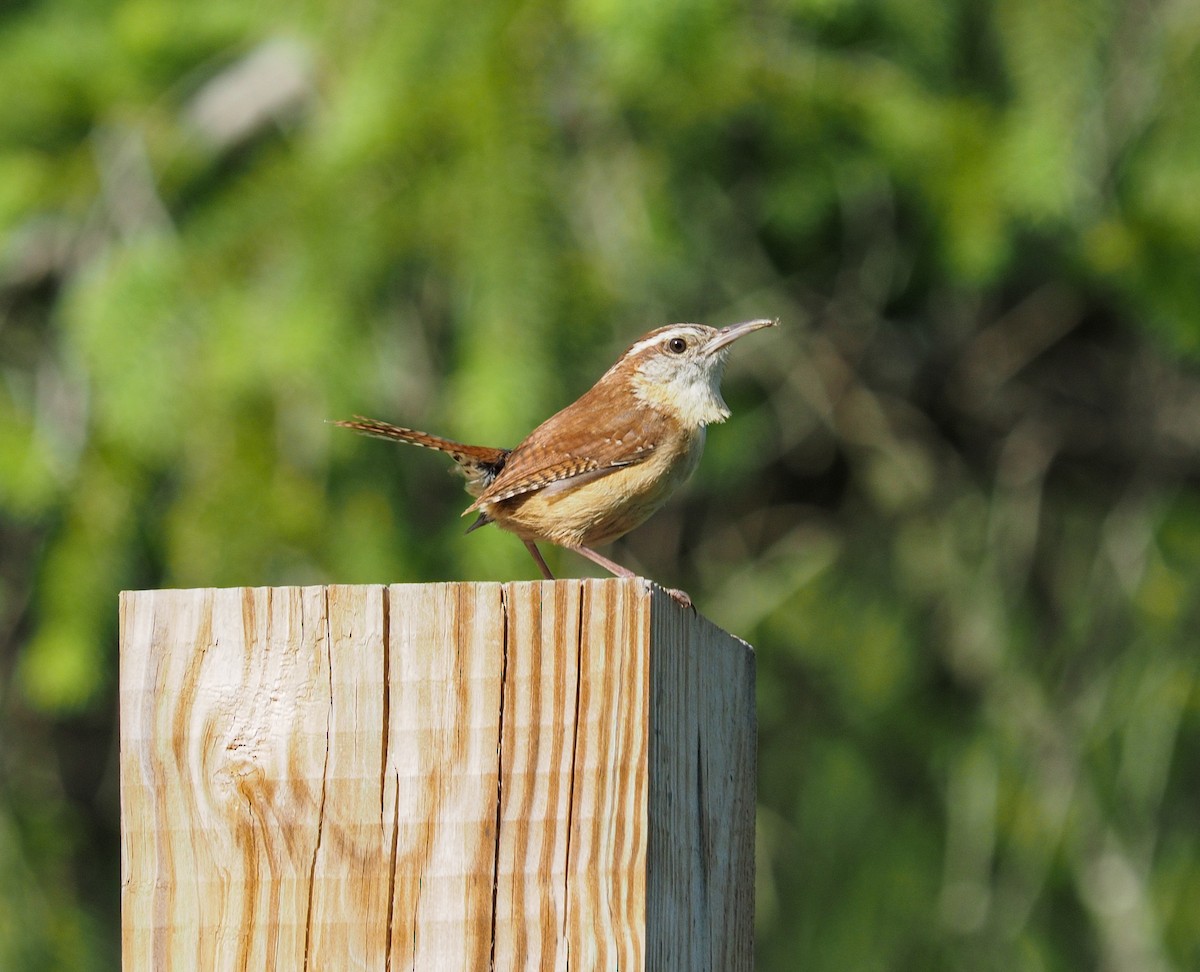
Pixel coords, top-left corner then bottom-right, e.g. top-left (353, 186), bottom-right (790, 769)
top-left (382, 585), bottom-right (397, 972)
top-left (381, 586), bottom-right (391, 820)
top-left (488, 585), bottom-right (511, 970)
top-left (385, 775), bottom-right (400, 972)
top-left (561, 581), bottom-right (586, 962)
top-left (302, 587), bottom-right (334, 971)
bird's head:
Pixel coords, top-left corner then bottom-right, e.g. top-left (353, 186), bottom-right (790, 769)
top-left (610, 318), bottom-right (777, 429)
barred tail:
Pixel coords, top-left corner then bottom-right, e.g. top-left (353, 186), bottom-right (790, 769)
top-left (332, 415), bottom-right (510, 496)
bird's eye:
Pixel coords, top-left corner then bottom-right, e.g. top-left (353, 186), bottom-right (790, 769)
top-left (667, 337), bottom-right (688, 354)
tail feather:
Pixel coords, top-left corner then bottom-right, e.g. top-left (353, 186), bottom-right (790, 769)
top-left (333, 416), bottom-right (510, 497)
top-left (464, 512), bottom-right (492, 534)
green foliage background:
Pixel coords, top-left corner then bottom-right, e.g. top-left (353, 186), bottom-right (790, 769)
top-left (2, 0), bottom-right (1200, 967)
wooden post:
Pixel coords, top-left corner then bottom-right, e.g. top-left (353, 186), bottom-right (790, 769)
top-left (119, 579), bottom-right (755, 970)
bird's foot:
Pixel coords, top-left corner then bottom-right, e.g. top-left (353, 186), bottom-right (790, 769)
top-left (665, 587), bottom-right (694, 611)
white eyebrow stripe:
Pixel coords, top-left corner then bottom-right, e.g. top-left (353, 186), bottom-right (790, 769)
top-left (623, 324), bottom-right (702, 357)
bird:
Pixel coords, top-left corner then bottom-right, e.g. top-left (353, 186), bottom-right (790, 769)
top-left (335, 317), bottom-right (777, 597)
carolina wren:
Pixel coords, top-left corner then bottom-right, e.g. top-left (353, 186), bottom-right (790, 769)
top-left (336, 317), bottom-right (777, 588)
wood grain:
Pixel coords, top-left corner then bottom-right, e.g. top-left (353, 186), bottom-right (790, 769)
top-left (119, 579), bottom-right (754, 970)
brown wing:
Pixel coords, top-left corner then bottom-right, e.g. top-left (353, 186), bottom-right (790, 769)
top-left (468, 390), bottom-right (671, 509)
top-left (333, 416), bottom-right (509, 496)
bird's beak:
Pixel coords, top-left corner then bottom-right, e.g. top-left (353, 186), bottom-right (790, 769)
top-left (704, 317), bottom-right (778, 355)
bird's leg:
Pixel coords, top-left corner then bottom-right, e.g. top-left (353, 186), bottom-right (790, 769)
top-left (567, 544), bottom-right (635, 577)
top-left (523, 540), bottom-right (556, 580)
top-left (567, 544), bottom-right (693, 610)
